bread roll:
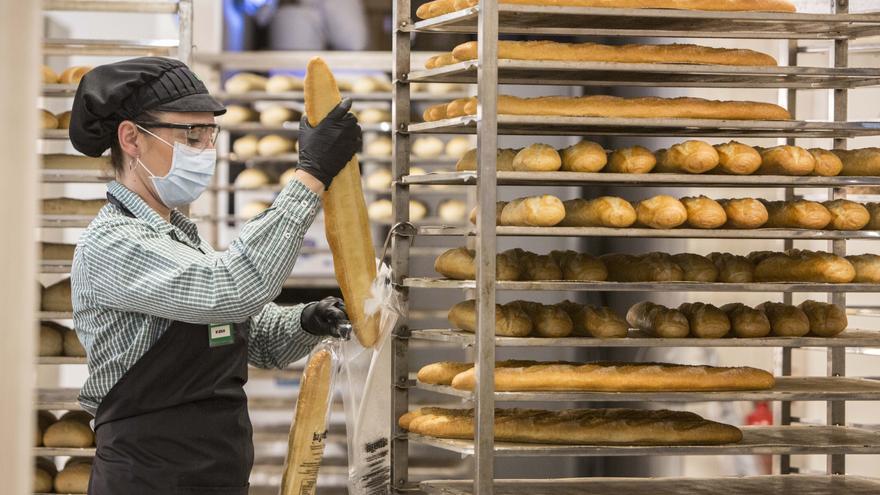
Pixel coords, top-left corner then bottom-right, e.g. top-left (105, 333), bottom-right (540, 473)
top-left (846, 254), bottom-right (880, 283)
top-left (43, 419), bottom-right (94, 448)
top-left (445, 137), bottom-right (472, 159)
top-left (266, 74), bottom-right (303, 93)
top-left (36, 411), bottom-right (55, 447)
top-left (627, 302), bottom-right (689, 338)
top-left (55, 460), bottom-right (92, 494)
top-left (367, 199), bottom-right (426, 222)
top-left (758, 302), bottom-right (810, 337)
top-left (232, 134), bottom-right (259, 159)
top-left (41, 109), bottom-right (59, 129)
top-left (560, 140), bottom-right (606, 172)
top-left (634, 195), bottom-right (688, 229)
top-left (365, 136), bottom-right (392, 157)
top-left (602, 253), bottom-right (683, 282)
top-left (560, 197), bottom-right (637, 228)
top-left (358, 108), bottom-right (391, 124)
top-left (64, 330), bottom-right (86, 357)
top-left (434, 247), bottom-right (520, 280)
top-left (35, 460), bottom-right (55, 493)
top-left (423, 102), bottom-right (448, 122)
top-left (655, 141), bottom-right (719, 174)
top-left (707, 253), bottom-right (754, 283)
top-left (754, 250), bottom-right (855, 283)
top-left (681, 196), bottom-right (727, 229)
top-left (866, 202), bottom-right (880, 230)
top-left (470, 201), bottom-right (507, 226)
top-left (260, 106), bottom-right (298, 126)
top-left (763, 200), bottom-right (832, 229)
top-left (224, 72), bottom-right (267, 94)
top-left (42, 65), bottom-right (59, 84)
top-left (59, 65), bottom-right (91, 85)
top-left (365, 168), bottom-right (392, 192)
top-left (42, 198), bottom-right (106, 216)
top-left (352, 75), bottom-right (392, 94)
top-left (550, 250), bottom-right (608, 281)
top-left (447, 300), bottom-right (532, 337)
top-left (799, 300), bottom-right (847, 337)
top-left (445, 97), bottom-right (472, 118)
top-left (757, 146), bottom-right (815, 175)
top-left (720, 303), bottom-right (771, 338)
top-left (234, 168), bottom-right (270, 189)
top-left (412, 137), bottom-right (446, 159)
top-left (438, 199), bottom-right (468, 223)
top-left (240, 201), bottom-right (271, 219)
top-left (279, 168), bottom-right (297, 188)
top-left (557, 301), bottom-right (628, 338)
top-left (809, 148), bottom-right (843, 177)
top-left (39, 322), bottom-right (64, 356)
top-left (606, 146), bottom-right (656, 174)
top-left (220, 105), bottom-right (257, 125)
top-left (256, 134), bottom-right (295, 157)
top-left (824, 199), bottom-right (870, 230)
top-left (508, 301), bottom-right (573, 338)
top-left (513, 144), bottom-right (562, 171)
top-left (679, 302), bottom-right (730, 338)
top-left (455, 148), bottom-right (517, 172)
top-left (671, 253), bottom-right (718, 282)
top-left (719, 198), bottom-right (769, 229)
top-left (834, 148), bottom-right (880, 176)
top-left (41, 279), bottom-right (72, 312)
top-left (507, 249), bottom-right (563, 281)
top-left (56, 111), bottom-right (72, 129)
top-left (714, 141), bottom-right (762, 175)
top-left (500, 195), bottom-right (565, 227)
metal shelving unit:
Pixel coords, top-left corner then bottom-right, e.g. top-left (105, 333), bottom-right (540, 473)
top-left (390, 2), bottom-right (880, 495)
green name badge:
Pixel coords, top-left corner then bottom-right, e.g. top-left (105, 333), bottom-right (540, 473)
top-left (209, 323), bottom-right (234, 347)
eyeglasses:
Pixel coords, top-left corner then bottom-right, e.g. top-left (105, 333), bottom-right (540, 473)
top-left (135, 121), bottom-right (220, 150)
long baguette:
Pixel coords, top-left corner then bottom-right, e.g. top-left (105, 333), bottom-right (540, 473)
top-left (418, 360), bottom-right (538, 385)
top-left (500, 195), bottom-right (565, 226)
top-left (626, 301), bottom-right (690, 338)
top-left (602, 253), bottom-right (684, 282)
top-left (834, 148), bottom-right (880, 176)
top-left (763, 200), bottom-right (832, 229)
top-left (305, 58), bottom-right (378, 347)
top-left (560, 197), bottom-right (637, 228)
top-left (753, 250), bottom-right (855, 283)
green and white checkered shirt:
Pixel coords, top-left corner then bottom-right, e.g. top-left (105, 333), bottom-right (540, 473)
top-left (71, 179), bottom-right (323, 415)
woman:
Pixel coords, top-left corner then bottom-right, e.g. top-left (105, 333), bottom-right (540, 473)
top-left (68, 57), bottom-right (361, 494)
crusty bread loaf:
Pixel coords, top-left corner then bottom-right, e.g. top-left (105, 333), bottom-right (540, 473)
top-left (799, 300), bottom-right (847, 337)
top-left (423, 102), bottom-right (448, 122)
top-left (757, 302), bottom-right (810, 337)
top-left (500, 195), bottom-right (565, 226)
top-left (681, 196), bottom-right (727, 229)
top-left (679, 302), bottom-right (730, 338)
top-left (720, 303), bottom-right (771, 338)
top-left (753, 250), bottom-right (855, 283)
top-left (445, 97), bottom-right (472, 118)
top-left (508, 301), bottom-right (573, 337)
top-left (834, 148), bottom-right (880, 176)
top-left (763, 200), bottom-right (832, 229)
top-left (719, 198), bottom-right (768, 229)
top-left (265, 74), bottom-right (304, 93)
top-left (418, 360), bottom-right (536, 385)
top-left (41, 279), bottom-right (72, 312)
top-left (550, 250), bottom-right (608, 281)
top-left (506, 249), bottom-right (563, 280)
top-left (424, 52), bottom-right (458, 69)
top-left (671, 253), bottom-right (719, 282)
top-left (627, 301), bottom-right (689, 338)
top-left (846, 254), bottom-right (880, 283)
top-left (634, 195), bottom-right (688, 229)
top-left (866, 203), bottom-right (880, 230)
top-left (707, 252), bottom-right (754, 283)
top-left (470, 201), bottom-right (508, 226)
top-left (602, 253), bottom-right (684, 282)
top-left (224, 72), bottom-right (267, 94)
top-left (560, 197), bottom-right (637, 228)
top-left (35, 456), bottom-right (55, 492)
top-left (39, 322), bottom-right (64, 357)
top-left (455, 148), bottom-right (517, 172)
top-left (606, 146), bottom-right (656, 174)
top-left (64, 329), bottom-right (86, 357)
top-left (41, 109), bottom-right (59, 130)
top-left (809, 148), bottom-right (843, 177)
top-left (234, 168), bottom-right (270, 189)
top-left (400, 407), bottom-right (743, 446)
top-left (513, 144), bottom-right (562, 171)
top-left (757, 146), bottom-right (816, 176)
top-left (232, 134), bottom-right (259, 159)
top-left (42, 65), bottom-right (59, 84)
top-left (43, 419), bottom-right (94, 448)
top-left (714, 141), bottom-right (762, 175)
top-left (435, 247), bottom-right (521, 280)
top-left (260, 106), bottom-right (298, 127)
top-left (449, 40), bottom-right (778, 67)
top-left (55, 460), bottom-right (91, 494)
top-left (556, 300), bottom-right (628, 338)
top-left (220, 105), bottom-right (257, 125)
top-left (655, 141), bottom-right (719, 174)
top-left (824, 199), bottom-right (870, 230)
top-left (59, 66), bottom-right (91, 85)
top-left (445, 137), bottom-right (473, 158)
top-left (448, 300), bottom-right (533, 337)
top-left (439, 199), bottom-right (468, 223)
top-left (36, 411), bottom-right (55, 447)
top-left (560, 140), bottom-right (607, 172)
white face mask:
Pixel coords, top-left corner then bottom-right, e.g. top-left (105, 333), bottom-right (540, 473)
top-left (136, 125), bottom-right (216, 208)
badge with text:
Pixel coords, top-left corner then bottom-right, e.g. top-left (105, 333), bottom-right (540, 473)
top-left (209, 323), bottom-right (234, 347)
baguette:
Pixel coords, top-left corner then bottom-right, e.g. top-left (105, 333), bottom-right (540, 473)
top-left (655, 141), bottom-right (719, 174)
top-left (681, 196), bottom-right (727, 229)
top-left (720, 303), bottom-right (771, 338)
top-left (846, 254), bottom-right (880, 283)
top-left (719, 198), bottom-right (769, 229)
top-left (423, 102), bottom-right (448, 122)
top-left (448, 300), bottom-right (533, 337)
top-left (763, 200), bottom-right (832, 229)
top-left (714, 141), bottom-right (762, 175)
top-left (799, 300), bottom-right (847, 337)
top-left (757, 302), bottom-right (810, 337)
top-left (445, 97), bottom-right (472, 118)
top-left (678, 302), bottom-right (730, 338)
top-left (550, 250), bottom-right (608, 281)
top-left (500, 195), bottom-right (565, 226)
top-left (602, 253), bottom-right (683, 282)
top-left (58, 65), bottom-right (91, 85)
top-left (306, 58), bottom-right (379, 347)
top-left (634, 195), bottom-right (688, 229)
top-left (506, 249), bottom-right (562, 281)
top-left (707, 252), bottom-right (754, 283)
top-left (470, 201), bottom-right (508, 226)
top-left (434, 247), bottom-right (521, 280)
top-left (866, 202), bottom-right (880, 230)
top-left (416, 0), bottom-right (456, 19)
top-left (401, 407), bottom-right (743, 446)
top-left (508, 301), bottom-right (574, 338)
top-left (557, 301), bottom-right (628, 338)
top-left (418, 361), bottom-right (483, 385)
top-left (753, 250), bottom-right (855, 283)
top-left (671, 253), bottom-right (718, 282)
top-left (834, 148), bottom-right (880, 176)
top-left (627, 302), bottom-right (690, 338)
top-left (606, 146), bottom-right (656, 174)
top-left (809, 148), bottom-right (843, 177)
top-left (225, 72), bottom-right (267, 94)
top-left (424, 52), bottom-right (458, 69)
top-left (757, 146), bottom-right (815, 176)
top-left (560, 140), bottom-right (606, 172)
top-left (455, 148), bottom-right (517, 172)
top-left (560, 197), bottom-right (637, 228)
top-left (823, 199), bottom-right (870, 230)
top-left (449, 40), bottom-right (778, 67)
top-left (513, 143), bottom-right (562, 171)
top-left (42, 65), bottom-right (59, 84)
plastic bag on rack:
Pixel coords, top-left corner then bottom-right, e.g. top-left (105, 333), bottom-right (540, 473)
top-left (339, 261), bottom-right (403, 495)
top-left (279, 338), bottom-right (341, 495)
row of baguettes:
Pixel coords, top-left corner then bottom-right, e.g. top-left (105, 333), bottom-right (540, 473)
top-left (434, 247), bottom-right (880, 284)
top-left (400, 407), bottom-right (743, 445)
top-left (417, 359), bottom-right (776, 391)
top-left (423, 95), bottom-right (791, 122)
top-left (417, 0), bottom-right (796, 20)
top-left (447, 298), bottom-right (846, 339)
top-left (475, 194), bottom-right (880, 231)
top-left (454, 141), bottom-right (880, 177)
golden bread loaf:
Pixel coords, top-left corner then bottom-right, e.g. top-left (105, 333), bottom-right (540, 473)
top-left (42, 65), bottom-right (59, 84)
top-left (823, 199), bottom-right (870, 230)
top-left (678, 302), bottom-right (730, 338)
top-left (560, 140), bottom-right (607, 172)
top-left (549, 250), bottom-right (609, 281)
top-left (671, 253), bottom-right (719, 282)
top-left (602, 253), bottom-right (684, 282)
top-left (499, 195), bottom-right (566, 226)
top-left (707, 253), bottom-right (755, 283)
top-left (808, 148), bottom-right (843, 177)
top-left (681, 196), bottom-right (727, 229)
top-left (655, 141), bottom-right (719, 174)
top-left (763, 200), bottom-right (832, 229)
top-left (507, 301), bottom-right (574, 337)
top-left (606, 146), bottom-right (656, 173)
top-left (41, 279), bottom-right (72, 312)
top-left (634, 195), bottom-right (688, 229)
top-left (41, 109), bottom-right (59, 130)
top-left (59, 65), bottom-right (91, 85)
top-left (447, 300), bottom-right (533, 337)
top-left (556, 300), bottom-right (628, 338)
top-left (434, 247), bottom-right (521, 280)
top-left (846, 254), bottom-right (880, 283)
top-left (719, 198), bottom-right (769, 229)
top-left (513, 143), bottom-right (562, 171)
top-left (757, 302), bottom-right (810, 337)
top-left (834, 148), bottom-right (880, 176)
top-left (753, 250), bottom-right (855, 283)
top-left (626, 301), bottom-right (690, 338)
top-left (55, 460), bottom-right (91, 494)
top-left (39, 322), bottom-right (64, 357)
top-left (506, 249), bottom-right (562, 280)
top-left (455, 148), bottom-right (517, 171)
top-left (757, 146), bottom-right (816, 176)
top-left (714, 141), bottom-right (762, 175)
top-left (799, 300), bottom-right (847, 337)
top-left (720, 303), bottom-right (771, 338)
top-left (43, 419), bottom-right (94, 448)
top-left (560, 197), bottom-right (637, 228)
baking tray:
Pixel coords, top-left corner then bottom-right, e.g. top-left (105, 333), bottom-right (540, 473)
top-left (42, 0), bottom-right (180, 13)
top-left (417, 225), bottom-right (880, 240)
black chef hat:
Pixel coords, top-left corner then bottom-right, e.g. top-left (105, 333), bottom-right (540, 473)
top-left (70, 57), bottom-right (226, 157)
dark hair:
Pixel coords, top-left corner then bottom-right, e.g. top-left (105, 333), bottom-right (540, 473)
top-left (109, 111), bottom-right (157, 175)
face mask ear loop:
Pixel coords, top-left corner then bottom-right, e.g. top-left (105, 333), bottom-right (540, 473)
top-left (136, 124), bottom-right (175, 149)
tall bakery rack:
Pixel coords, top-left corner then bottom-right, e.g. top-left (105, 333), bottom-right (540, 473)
top-left (390, 2), bottom-right (880, 495)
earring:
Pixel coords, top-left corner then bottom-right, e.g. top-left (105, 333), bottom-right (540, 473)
top-left (130, 158), bottom-right (136, 170)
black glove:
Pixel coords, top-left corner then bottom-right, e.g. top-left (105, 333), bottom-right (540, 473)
top-left (301, 297), bottom-right (352, 340)
top-left (297, 98), bottom-right (362, 188)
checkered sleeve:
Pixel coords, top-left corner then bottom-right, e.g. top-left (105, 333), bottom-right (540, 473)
top-left (247, 302), bottom-right (322, 369)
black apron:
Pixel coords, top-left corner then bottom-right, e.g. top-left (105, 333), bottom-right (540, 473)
top-left (89, 194), bottom-right (253, 494)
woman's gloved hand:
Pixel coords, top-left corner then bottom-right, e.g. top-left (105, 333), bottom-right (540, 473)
top-left (296, 98), bottom-right (362, 188)
top-left (301, 297), bottom-right (352, 340)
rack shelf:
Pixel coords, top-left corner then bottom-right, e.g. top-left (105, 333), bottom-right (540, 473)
top-left (40, 261), bottom-right (73, 274)
top-left (407, 5), bottom-right (880, 39)
top-left (42, 170), bottom-right (113, 183)
top-left (40, 129), bottom-right (70, 140)
top-left (38, 312), bottom-right (72, 320)
top-left (41, 83), bottom-right (78, 97)
top-left (416, 226), bottom-right (880, 240)
top-left (42, 0), bottom-right (180, 13)
top-left (43, 38), bottom-right (178, 57)
top-left (33, 447), bottom-right (96, 457)
top-left (214, 91), bottom-right (472, 103)
top-left (38, 357), bottom-right (87, 365)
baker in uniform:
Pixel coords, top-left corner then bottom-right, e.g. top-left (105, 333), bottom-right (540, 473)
top-left (68, 57), bottom-right (360, 494)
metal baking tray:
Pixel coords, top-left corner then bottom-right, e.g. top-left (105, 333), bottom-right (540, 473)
top-left (408, 60), bottom-right (880, 89)
top-left (406, 425), bottom-right (880, 456)
top-left (38, 311), bottom-right (73, 320)
top-left (402, 171), bottom-right (880, 188)
top-left (38, 357), bottom-right (86, 365)
top-left (40, 129), bottom-right (70, 141)
top-left (41, 215), bottom-right (94, 229)
top-left (408, 115), bottom-right (880, 139)
top-left (43, 0), bottom-right (180, 13)
top-left (36, 388), bottom-right (82, 410)
top-left (403, 278), bottom-right (880, 293)
top-left (408, 5), bottom-right (880, 40)
top-left (414, 377), bottom-right (880, 402)
top-left (419, 475), bottom-right (880, 495)
top-left (417, 225), bottom-right (880, 240)
top-left (409, 329), bottom-right (880, 348)
top-left (33, 447), bottom-right (96, 457)
top-left (42, 83), bottom-right (78, 97)
top-left (43, 38), bottom-right (178, 57)
top-left (42, 170), bottom-right (113, 184)
top-left (40, 261), bottom-right (73, 274)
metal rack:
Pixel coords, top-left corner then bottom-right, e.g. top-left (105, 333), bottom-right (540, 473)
top-left (390, 2), bottom-right (880, 495)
